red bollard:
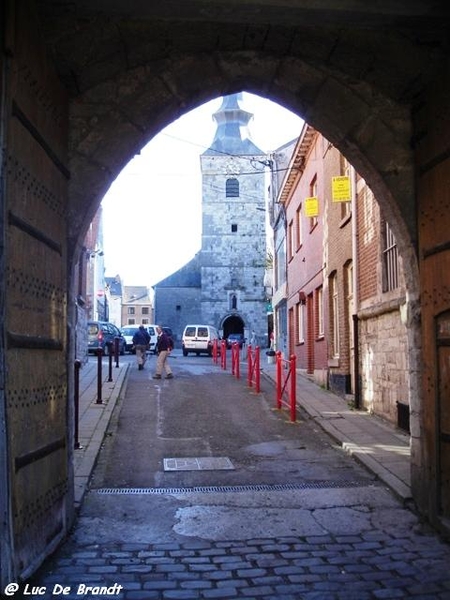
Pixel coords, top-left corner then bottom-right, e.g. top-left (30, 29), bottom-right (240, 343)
top-left (290, 354), bottom-right (297, 422)
top-left (231, 342), bottom-right (240, 379)
top-left (221, 339), bottom-right (227, 370)
top-left (212, 339), bottom-right (219, 364)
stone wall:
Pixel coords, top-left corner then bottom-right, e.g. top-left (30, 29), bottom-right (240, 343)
top-left (359, 305), bottom-right (408, 424)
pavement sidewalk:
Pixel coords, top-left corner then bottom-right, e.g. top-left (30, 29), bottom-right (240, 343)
top-left (72, 351), bottom-right (412, 510)
top-left (73, 356), bottom-right (129, 508)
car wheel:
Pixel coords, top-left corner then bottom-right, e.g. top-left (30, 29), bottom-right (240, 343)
top-left (183, 350), bottom-right (188, 356)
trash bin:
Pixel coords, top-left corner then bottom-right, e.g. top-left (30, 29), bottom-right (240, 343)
top-left (266, 349), bottom-right (276, 365)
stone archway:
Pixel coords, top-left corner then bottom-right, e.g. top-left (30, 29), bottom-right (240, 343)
top-left (222, 315), bottom-right (245, 340)
top-left (1, 0), bottom-right (449, 586)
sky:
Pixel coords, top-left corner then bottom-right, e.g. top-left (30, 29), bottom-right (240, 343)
top-left (101, 92), bottom-right (304, 287)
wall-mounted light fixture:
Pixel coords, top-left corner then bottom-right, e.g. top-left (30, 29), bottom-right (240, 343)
top-left (86, 249), bottom-right (104, 259)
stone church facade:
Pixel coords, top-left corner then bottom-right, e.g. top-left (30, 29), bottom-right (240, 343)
top-left (154, 94), bottom-right (269, 346)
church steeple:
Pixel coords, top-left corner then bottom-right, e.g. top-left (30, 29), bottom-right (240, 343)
top-left (203, 93), bottom-right (264, 156)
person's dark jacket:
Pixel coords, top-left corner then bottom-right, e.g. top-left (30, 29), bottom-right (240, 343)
top-left (156, 331), bottom-right (172, 353)
top-left (132, 327), bottom-right (150, 346)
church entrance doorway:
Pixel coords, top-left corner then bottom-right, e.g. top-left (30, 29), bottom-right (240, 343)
top-left (222, 315), bottom-right (245, 341)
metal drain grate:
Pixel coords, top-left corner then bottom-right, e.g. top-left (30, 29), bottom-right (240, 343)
top-left (94, 480), bottom-right (373, 495)
top-left (163, 456), bottom-right (235, 471)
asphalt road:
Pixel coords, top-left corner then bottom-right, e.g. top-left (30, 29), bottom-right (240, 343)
top-left (80, 351), bottom-right (413, 548)
top-left (92, 351), bottom-right (375, 491)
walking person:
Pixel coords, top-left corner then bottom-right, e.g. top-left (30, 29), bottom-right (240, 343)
top-left (153, 325), bottom-right (173, 379)
top-left (132, 325), bottom-right (150, 370)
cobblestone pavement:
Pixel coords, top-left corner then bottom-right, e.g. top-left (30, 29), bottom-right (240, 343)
top-left (26, 526), bottom-right (450, 599)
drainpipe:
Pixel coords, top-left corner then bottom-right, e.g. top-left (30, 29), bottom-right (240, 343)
top-left (351, 165), bottom-right (361, 409)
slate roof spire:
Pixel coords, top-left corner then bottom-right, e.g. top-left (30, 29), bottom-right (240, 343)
top-left (203, 93), bottom-right (264, 156)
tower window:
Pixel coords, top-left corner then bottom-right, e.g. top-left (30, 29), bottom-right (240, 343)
top-left (231, 223), bottom-right (238, 232)
top-left (226, 178), bottom-right (239, 197)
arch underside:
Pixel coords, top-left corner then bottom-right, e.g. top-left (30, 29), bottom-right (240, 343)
top-left (62, 19), bottom-right (426, 458)
top-left (57, 11), bottom-right (445, 277)
top-left (1, 1), bottom-right (448, 585)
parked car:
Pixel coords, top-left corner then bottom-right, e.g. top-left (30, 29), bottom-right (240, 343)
top-left (88, 321), bottom-right (126, 355)
top-left (120, 324), bottom-right (158, 354)
top-left (120, 325), bottom-right (140, 353)
top-left (182, 324), bottom-right (220, 356)
top-left (161, 326), bottom-right (174, 339)
top-left (146, 324), bottom-right (158, 354)
top-left (226, 333), bottom-right (245, 349)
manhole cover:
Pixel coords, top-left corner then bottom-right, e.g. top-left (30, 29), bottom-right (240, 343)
top-left (163, 457), bottom-right (235, 471)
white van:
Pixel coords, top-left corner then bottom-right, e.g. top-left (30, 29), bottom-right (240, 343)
top-left (145, 324), bottom-right (158, 354)
top-left (182, 324), bottom-right (220, 356)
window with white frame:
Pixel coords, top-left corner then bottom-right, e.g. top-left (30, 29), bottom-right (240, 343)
top-left (340, 154), bottom-right (351, 219)
top-left (345, 261), bottom-right (354, 351)
top-left (296, 204), bottom-right (302, 249)
top-left (316, 286), bottom-right (324, 338)
top-left (288, 220), bottom-right (294, 260)
top-left (309, 175), bottom-right (318, 230)
top-left (297, 302), bottom-right (304, 344)
top-left (330, 273), bottom-right (340, 357)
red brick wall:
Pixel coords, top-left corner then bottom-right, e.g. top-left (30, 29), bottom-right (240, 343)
top-left (285, 131), bottom-right (327, 379)
top-left (323, 143), bottom-right (353, 382)
top-left (357, 182), bottom-right (380, 302)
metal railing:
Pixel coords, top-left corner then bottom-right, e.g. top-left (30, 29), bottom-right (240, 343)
top-left (247, 345), bottom-right (261, 393)
top-left (231, 342), bottom-right (241, 379)
top-left (275, 351), bottom-right (297, 422)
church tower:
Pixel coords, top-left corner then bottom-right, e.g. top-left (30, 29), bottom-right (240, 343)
top-left (200, 93), bottom-right (268, 343)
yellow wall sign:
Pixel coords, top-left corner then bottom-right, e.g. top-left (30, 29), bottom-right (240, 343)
top-left (305, 196), bottom-right (319, 217)
top-left (332, 176), bottom-right (351, 202)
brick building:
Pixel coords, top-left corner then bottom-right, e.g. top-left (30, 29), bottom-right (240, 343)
top-left (274, 125), bottom-right (408, 426)
top-left (278, 126), bottom-right (328, 387)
